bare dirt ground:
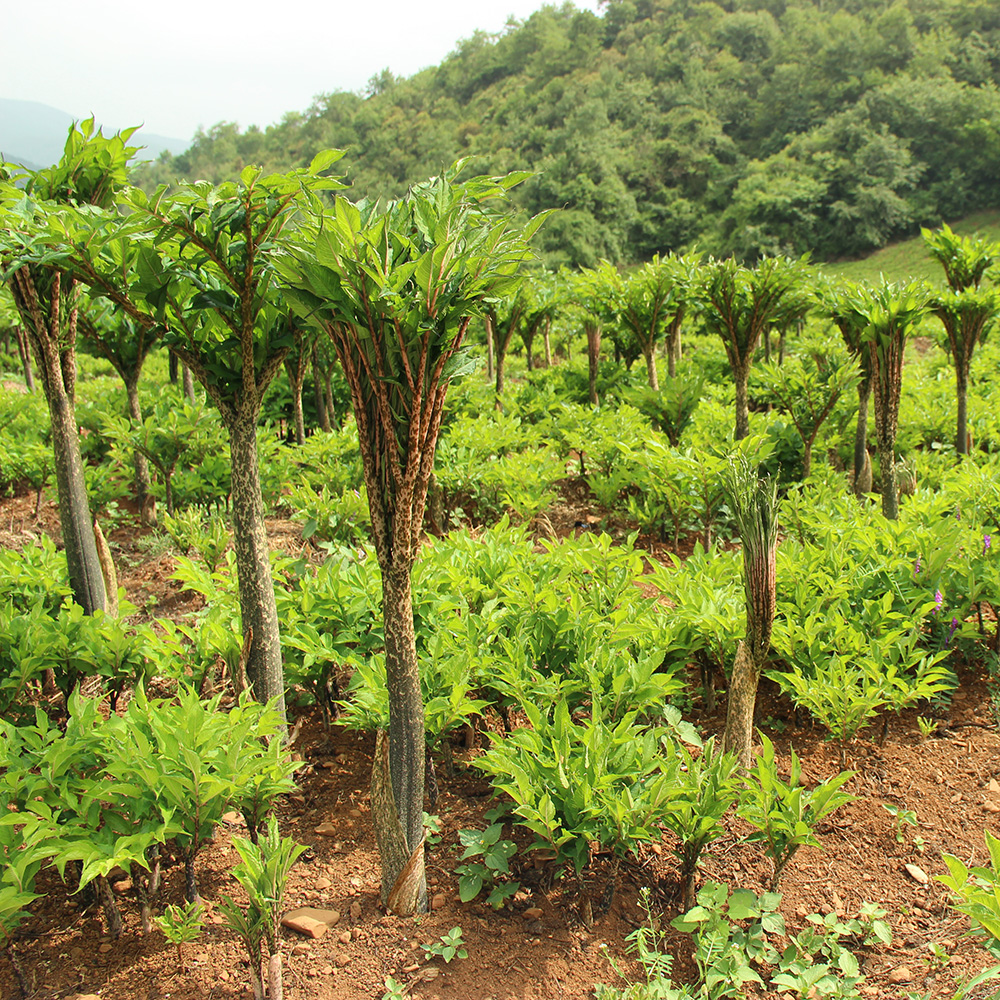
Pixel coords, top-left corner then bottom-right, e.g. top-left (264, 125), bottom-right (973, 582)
top-left (2, 485), bottom-right (999, 1000)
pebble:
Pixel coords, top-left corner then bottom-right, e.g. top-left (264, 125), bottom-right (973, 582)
top-left (889, 966), bottom-right (913, 983)
top-left (314, 822), bottom-right (339, 837)
top-left (905, 864), bottom-right (930, 884)
top-left (350, 901), bottom-right (362, 920)
top-left (339, 931), bottom-right (352, 944)
top-left (523, 907), bottom-right (544, 919)
top-left (336, 953), bottom-right (352, 968)
top-left (984, 801), bottom-right (1000, 814)
top-left (315, 877), bottom-right (332, 890)
top-left (99, 944), bottom-right (112, 954)
top-left (431, 893), bottom-right (446, 910)
top-left (281, 907), bottom-right (342, 938)
top-left (292, 944), bottom-right (311, 957)
top-left (320, 965), bottom-right (334, 975)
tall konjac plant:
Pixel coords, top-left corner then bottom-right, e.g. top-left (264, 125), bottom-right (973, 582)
top-left (280, 164), bottom-right (545, 914)
top-left (0, 120), bottom-right (138, 615)
top-left (923, 223), bottom-right (1000, 455)
top-left (116, 156), bottom-right (346, 715)
top-left (856, 280), bottom-right (929, 519)
top-left (820, 278), bottom-right (874, 495)
top-left (698, 256), bottom-right (810, 440)
top-left (723, 453), bottom-right (779, 768)
top-left (931, 289), bottom-right (1000, 455)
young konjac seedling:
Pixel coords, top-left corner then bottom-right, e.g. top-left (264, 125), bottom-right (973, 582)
top-left (738, 734), bottom-right (854, 889)
top-left (154, 900), bottom-right (204, 965)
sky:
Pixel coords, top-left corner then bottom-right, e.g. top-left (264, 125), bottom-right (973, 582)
top-left (4, 0), bottom-right (603, 143)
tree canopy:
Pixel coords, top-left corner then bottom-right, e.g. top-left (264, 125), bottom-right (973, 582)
top-left (138, 0), bottom-right (1000, 267)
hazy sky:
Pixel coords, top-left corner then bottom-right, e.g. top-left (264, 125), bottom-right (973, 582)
top-left (5, 0), bottom-right (602, 142)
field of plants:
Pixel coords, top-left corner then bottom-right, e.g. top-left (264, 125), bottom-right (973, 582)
top-left (2, 124), bottom-right (1000, 1000)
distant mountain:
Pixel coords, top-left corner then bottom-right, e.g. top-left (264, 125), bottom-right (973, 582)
top-left (0, 99), bottom-right (189, 169)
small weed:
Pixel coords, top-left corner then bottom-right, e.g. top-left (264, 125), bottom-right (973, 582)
top-left (883, 803), bottom-right (918, 843)
top-left (423, 927), bottom-right (467, 963)
top-left (925, 941), bottom-right (951, 971)
top-left (381, 975), bottom-right (410, 1000)
top-left (423, 813), bottom-right (443, 849)
top-left (455, 824), bottom-right (520, 909)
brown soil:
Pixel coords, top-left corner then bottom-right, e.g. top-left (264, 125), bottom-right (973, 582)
top-left (2, 485), bottom-right (999, 1000)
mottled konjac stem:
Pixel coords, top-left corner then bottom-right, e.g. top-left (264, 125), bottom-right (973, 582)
top-left (494, 342), bottom-right (507, 407)
top-left (666, 315), bottom-right (682, 380)
top-left (136, 880), bottom-right (153, 935)
top-left (956, 364), bottom-right (969, 456)
top-left (96, 875), bottom-right (123, 939)
top-left (485, 315), bottom-right (495, 382)
top-left (5, 941), bottom-right (29, 1000)
top-left (643, 345), bottom-right (659, 391)
top-left (312, 346), bottom-right (331, 432)
top-left (267, 953), bottom-right (283, 1000)
top-left (125, 374), bottom-right (152, 507)
top-left (37, 334), bottom-right (106, 614)
top-left (228, 414), bottom-right (286, 720)
top-left (14, 327), bottom-right (34, 391)
top-left (724, 640), bottom-right (759, 769)
top-left (184, 856), bottom-right (199, 904)
top-left (853, 378), bottom-right (871, 491)
top-left (734, 361), bottom-right (751, 441)
top-left (586, 322), bottom-right (601, 406)
top-left (877, 428), bottom-right (899, 520)
top-left (382, 561), bottom-right (426, 867)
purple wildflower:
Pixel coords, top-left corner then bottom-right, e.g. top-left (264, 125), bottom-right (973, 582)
top-left (933, 589), bottom-right (943, 615)
top-left (985, 534), bottom-right (992, 556)
top-left (913, 556), bottom-right (922, 576)
top-left (947, 617), bottom-right (959, 646)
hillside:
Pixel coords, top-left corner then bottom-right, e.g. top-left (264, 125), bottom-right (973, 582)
top-left (822, 210), bottom-right (1000, 284)
top-left (136, 0), bottom-right (1000, 268)
top-left (0, 98), bottom-right (188, 168)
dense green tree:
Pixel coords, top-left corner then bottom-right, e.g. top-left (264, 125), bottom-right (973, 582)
top-left (135, 0), bottom-right (1000, 266)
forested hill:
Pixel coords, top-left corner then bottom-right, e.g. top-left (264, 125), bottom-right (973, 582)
top-left (137, 0), bottom-right (1000, 268)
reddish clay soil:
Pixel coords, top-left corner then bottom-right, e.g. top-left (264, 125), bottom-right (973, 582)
top-left (2, 486), bottom-right (1000, 1000)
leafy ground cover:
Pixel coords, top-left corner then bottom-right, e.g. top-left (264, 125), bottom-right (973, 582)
top-left (1, 477), bottom-right (998, 1000)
